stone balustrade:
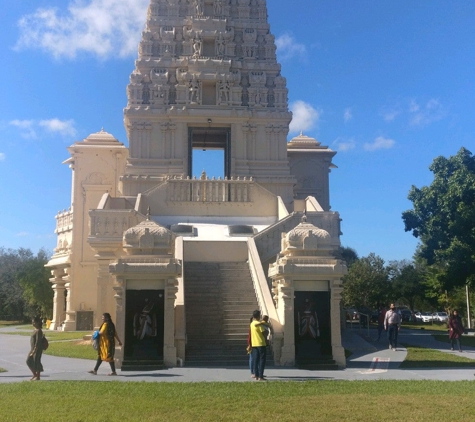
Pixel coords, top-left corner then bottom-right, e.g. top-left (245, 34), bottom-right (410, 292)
top-left (55, 208), bottom-right (73, 234)
top-left (89, 210), bottom-right (141, 238)
top-left (165, 175), bottom-right (254, 203)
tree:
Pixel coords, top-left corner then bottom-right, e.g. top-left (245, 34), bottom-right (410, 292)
top-left (0, 248), bottom-right (52, 321)
top-left (338, 246), bottom-right (359, 269)
top-left (16, 249), bottom-right (53, 319)
top-left (402, 147), bottom-right (475, 290)
top-left (342, 253), bottom-right (391, 309)
top-left (388, 260), bottom-right (425, 311)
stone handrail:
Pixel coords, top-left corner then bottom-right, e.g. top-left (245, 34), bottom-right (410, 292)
top-left (166, 175), bottom-right (253, 203)
top-left (247, 238), bottom-right (283, 364)
top-left (89, 210), bottom-right (142, 238)
top-left (55, 208), bottom-right (73, 234)
top-left (253, 212), bottom-right (342, 264)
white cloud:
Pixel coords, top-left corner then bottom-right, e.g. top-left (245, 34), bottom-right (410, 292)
top-left (276, 33), bottom-right (307, 61)
top-left (333, 137), bottom-right (356, 152)
top-left (10, 119), bottom-right (37, 138)
top-left (344, 108), bottom-right (353, 123)
top-left (0, 153), bottom-right (5, 161)
top-left (381, 109), bottom-right (401, 122)
top-left (39, 119), bottom-right (77, 136)
top-left (10, 118), bottom-right (76, 138)
top-left (409, 98), bottom-right (446, 127)
top-left (364, 136), bottom-right (395, 152)
top-left (289, 101), bottom-right (321, 134)
top-left (15, 0), bottom-right (149, 59)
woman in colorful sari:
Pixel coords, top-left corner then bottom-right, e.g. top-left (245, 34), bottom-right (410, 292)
top-left (26, 317), bottom-right (44, 381)
top-left (89, 313), bottom-right (122, 376)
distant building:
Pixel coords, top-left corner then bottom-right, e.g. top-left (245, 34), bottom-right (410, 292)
top-left (46, 0), bottom-right (347, 369)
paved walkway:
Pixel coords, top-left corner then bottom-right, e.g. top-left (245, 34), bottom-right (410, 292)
top-left (1, 326), bottom-right (475, 383)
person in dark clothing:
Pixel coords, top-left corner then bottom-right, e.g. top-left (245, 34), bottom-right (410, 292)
top-left (26, 317), bottom-right (44, 381)
top-left (448, 310), bottom-right (464, 352)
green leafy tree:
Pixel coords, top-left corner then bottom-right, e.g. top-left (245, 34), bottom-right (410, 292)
top-left (0, 248), bottom-right (52, 321)
top-left (16, 249), bottom-right (53, 319)
top-left (388, 260), bottom-right (425, 311)
top-left (402, 147), bottom-right (475, 290)
top-left (342, 253), bottom-right (391, 309)
top-left (338, 246), bottom-right (359, 269)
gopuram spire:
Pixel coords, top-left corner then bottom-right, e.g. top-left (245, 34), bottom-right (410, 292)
top-left (123, 0), bottom-right (295, 203)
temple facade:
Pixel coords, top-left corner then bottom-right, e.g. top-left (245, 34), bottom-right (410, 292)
top-left (46, 0), bottom-right (347, 369)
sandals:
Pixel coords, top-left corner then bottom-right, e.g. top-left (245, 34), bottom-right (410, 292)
top-left (108, 372), bottom-right (117, 376)
top-left (88, 370), bottom-right (97, 375)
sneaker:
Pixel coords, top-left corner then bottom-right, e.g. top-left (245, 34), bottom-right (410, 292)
top-left (389, 345), bottom-right (392, 350)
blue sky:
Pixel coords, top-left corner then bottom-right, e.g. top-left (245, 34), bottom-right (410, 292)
top-left (1, 0), bottom-right (474, 263)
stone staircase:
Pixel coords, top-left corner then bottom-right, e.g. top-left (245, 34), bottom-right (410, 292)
top-left (184, 261), bottom-right (271, 367)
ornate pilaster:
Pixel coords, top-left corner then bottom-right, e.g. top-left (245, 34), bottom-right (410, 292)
top-left (95, 251), bottom-right (116, 327)
top-left (164, 278), bottom-right (179, 366)
top-left (49, 267), bottom-right (67, 330)
top-left (330, 279), bottom-right (345, 366)
top-left (273, 277), bottom-right (295, 365)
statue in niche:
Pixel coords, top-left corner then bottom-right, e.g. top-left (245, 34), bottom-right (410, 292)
top-left (298, 298), bottom-right (320, 339)
top-left (214, 0), bottom-right (223, 15)
top-left (255, 90), bottom-right (261, 105)
top-left (133, 300), bottom-right (157, 340)
top-left (188, 75), bottom-right (201, 103)
top-left (193, 36), bottom-right (202, 57)
top-left (217, 79), bottom-right (230, 104)
top-left (215, 33), bottom-right (225, 56)
top-left (195, 0), bottom-right (204, 16)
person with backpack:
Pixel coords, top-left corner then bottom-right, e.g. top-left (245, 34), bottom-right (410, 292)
top-left (26, 317), bottom-right (44, 381)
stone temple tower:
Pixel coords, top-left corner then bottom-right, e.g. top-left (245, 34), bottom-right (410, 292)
top-left (47, 0), bottom-right (347, 370)
top-left (122, 0), bottom-right (295, 204)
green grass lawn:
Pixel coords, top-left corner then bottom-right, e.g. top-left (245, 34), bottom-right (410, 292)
top-left (433, 334), bottom-right (475, 348)
top-left (45, 340), bottom-right (96, 360)
top-left (0, 381), bottom-right (474, 421)
top-left (400, 344), bottom-right (475, 368)
top-left (0, 367), bottom-right (6, 373)
top-left (402, 321), bottom-right (448, 331)
top-left (2, 329), bottom-right (90, 341)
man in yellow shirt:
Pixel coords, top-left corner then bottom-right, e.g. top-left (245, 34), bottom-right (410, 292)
top-left (250, 310), bottom-right (267, 381)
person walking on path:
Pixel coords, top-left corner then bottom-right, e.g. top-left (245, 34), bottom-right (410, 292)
top-left (448, 310), bottom-right (464, 352)
top-left (250, 310), bottom-right (267, 381)
top-left (89, 313), bottom-right (122, 376)
top-left (26, 317), bottom-right (44, 381)
top-left (384, 303), bottom-right (401, 351)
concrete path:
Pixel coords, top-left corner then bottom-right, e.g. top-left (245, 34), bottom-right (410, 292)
top-left (1, 325), bottom-right (475, 383)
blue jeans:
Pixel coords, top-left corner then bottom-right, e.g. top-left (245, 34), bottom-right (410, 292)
top-left (387, 325), bottom-right (398, 348)
top-left (251, 346), bottom-right (266, 379)
top-left (249, 351), bottom-right (255, 374)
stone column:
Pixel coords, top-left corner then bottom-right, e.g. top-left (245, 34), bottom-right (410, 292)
top-left (275, 277), bottom-right (295, 366)
top-left (113, 279), bottom-right (125, 368)
top-left (49, 268), bottom-right (67, 330)
top-left (63, 272), bottom-right (76, 331)
top-left (330, 279), bottom-right (345, 367)
top-left (163, 277), bottom-right (179, 366)
top-left (95, 252), bottom-right (115, 327)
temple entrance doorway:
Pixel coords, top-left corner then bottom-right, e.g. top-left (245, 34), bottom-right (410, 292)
top-left (188, 127), bottom-right (230, 179)
top-left (123, 290), bottom-right (165, 367)
top-left (294, 291), bottom-right (331, 363)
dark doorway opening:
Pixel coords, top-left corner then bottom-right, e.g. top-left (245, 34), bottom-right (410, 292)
top-left (124, 290), bottom-right (165, 365)
top-left (188, 127), bottom-right (230, 179)
top-left (294, 290), bottom-right (332, 362)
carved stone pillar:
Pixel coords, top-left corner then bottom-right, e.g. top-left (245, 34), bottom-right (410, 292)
top-left (274, 277), bottom-right (295, 366)
top-left (63, 274), bottom-right (76, 331)
top-left (113, 279), bottom-right (125, 368)
top-left (95, 252), bottom-right (115, 327)
top-left (164, 277), bottom-right (179, 366)
top-left (330, 279), bottom-right (345, 366)
top-left (49, 267), bottom-right (67, 330)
